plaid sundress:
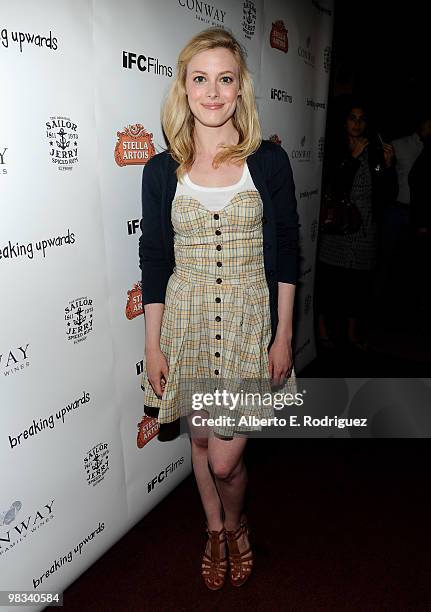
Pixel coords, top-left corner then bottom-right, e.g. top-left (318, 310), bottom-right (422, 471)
top-left (141, 189), bottom-right (297, 438)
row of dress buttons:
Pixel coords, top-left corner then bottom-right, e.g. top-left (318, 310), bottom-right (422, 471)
top-left (214, 213), bottom-right (222, 375)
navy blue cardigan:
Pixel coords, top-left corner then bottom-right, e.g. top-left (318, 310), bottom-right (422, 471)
top-left (138, 139), bottom-right (299, 349)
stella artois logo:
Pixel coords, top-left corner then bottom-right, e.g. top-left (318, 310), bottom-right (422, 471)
top-left (137, 416), bottom-right (159, 448)
top-left (269, 134), bottom-right (282, 146)
top-left (114, 124), bottom-right (156, 167)
top-left (270, 20), bottom-right (288, 53)
top-left (125, 282), bottom-right (143, 320)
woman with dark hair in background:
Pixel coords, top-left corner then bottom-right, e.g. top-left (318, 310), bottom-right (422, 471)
top-left (317, 100), bottom-right (397, 350)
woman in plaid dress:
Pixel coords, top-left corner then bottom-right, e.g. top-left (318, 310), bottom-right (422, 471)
top-left (139, 28), bottom-right (298, 590)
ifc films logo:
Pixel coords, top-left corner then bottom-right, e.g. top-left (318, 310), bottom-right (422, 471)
top-left (65, 297), bottom-right (94, 344)
top-left (46, 116), bottom-right (78, 171)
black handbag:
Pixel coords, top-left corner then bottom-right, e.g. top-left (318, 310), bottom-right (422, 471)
top-left (320, 191), bottom-right (363, 235)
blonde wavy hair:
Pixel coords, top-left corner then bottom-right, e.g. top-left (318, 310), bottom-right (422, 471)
top-left (162, 28), bottom-right (262, 180)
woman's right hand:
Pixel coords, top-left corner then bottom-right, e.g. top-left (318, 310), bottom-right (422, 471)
top-left (145, 346), bottom-right (169, 398)
top-left (350, 137), bottom-right (369, 158)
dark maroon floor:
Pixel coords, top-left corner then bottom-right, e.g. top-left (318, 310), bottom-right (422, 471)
top-left (62, 436), bottom-right (431, 612)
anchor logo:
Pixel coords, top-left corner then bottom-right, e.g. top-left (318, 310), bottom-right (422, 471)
top-left (72, 306), bottom-right (86, 327)
top-left (56, 127), bottom-right (70, 151)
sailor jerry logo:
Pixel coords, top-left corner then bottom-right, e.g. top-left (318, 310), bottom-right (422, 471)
top-left (65, 297), bottom-right (94, 344)
top-left (84, 443), bottom-right (109, 486)
top-left (137, 415), bottom-right (159, 448)
top-left (114, 124), bottom-right (156, 167)
top-left (46, 116), bottom-right (79, 171)
top-left (270, 20), bottom-right (288, 53)
top-left (242, 1), bottom-right (256, 39)
top-left (125, 282), bottom-right (143, 320)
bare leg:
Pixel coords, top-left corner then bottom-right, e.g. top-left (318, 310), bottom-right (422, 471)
top-left (208, 433), bottom-right (252, 582)
top-left (187, 414), bottom-right (223, 530)
top-left (187, 415), bottom-right (228, 589)
top-left (207, 433), bottom-right (248, 530)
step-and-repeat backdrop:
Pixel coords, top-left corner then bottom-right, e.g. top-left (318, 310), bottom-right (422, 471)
top-left (0, 0), bottom-right (333, 607)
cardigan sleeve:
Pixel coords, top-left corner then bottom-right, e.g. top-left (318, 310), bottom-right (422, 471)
top-left (139, 157), bottom-right (175, 305)
top-left (268, 145), bottom-right (300, 284)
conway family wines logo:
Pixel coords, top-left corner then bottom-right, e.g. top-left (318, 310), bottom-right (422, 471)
top-left (298, 35), bottom-right (315, 67)
top-left (270, 20), bottom-right (288, 53)
top-left (291, 136), bottom-right (312, 162)
top-left (114, 124), bottom-right (156, 167)
top-left (125, 282), bottom-right (143, 320)
top-left (137, 416), bottom-right (160, 448)
top-left (0, 147), bottom-right (7, 175)
top-left (0, 499), bottom-right (55, 557)
top-left (178, 0), bottom-right (227, 25)
top-left (0, 501), bottom-right (22, 526)
top-left (65, 297), bottom-right (94, 344)
top-left (84, 443), bottom-right (110, 487)
top-left (1, 343), bottom-right (30, 378)
top-left (46, 117), bottom-right (78, 171)
top-left (242, 1), bottom-right (256, 40)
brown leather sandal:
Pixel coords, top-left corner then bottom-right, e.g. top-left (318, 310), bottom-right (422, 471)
top-left (201, 525), bottom-right (227, 591)
top-left (225, 517), bottom-right (253, 587)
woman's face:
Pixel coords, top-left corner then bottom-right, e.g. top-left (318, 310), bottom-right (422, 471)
top-left (185, 47), bottom-right (241, 130)
top-left (345, 107), bottom-right (367, 138)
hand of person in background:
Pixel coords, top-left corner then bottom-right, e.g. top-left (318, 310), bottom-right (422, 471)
top-left (350, 137), bottom-right (369, 158)
top-left (383, 142), bottom-right (395, 167)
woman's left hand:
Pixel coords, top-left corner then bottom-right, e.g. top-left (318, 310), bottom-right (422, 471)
top-left (268, 337), bottom-right (293, 386)
top-left (383, 143), bottom-right (395, 168)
